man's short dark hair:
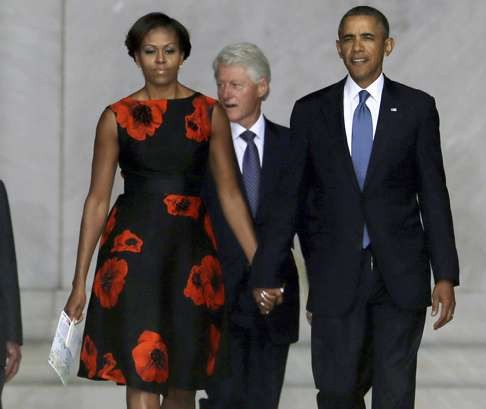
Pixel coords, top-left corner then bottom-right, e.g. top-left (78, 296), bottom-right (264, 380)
top-left (338, 6), bottom-right (390, 38)
top-left (125, 12), bottom-right (191, 61)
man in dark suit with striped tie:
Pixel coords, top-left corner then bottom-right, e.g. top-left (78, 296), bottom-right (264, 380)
top-left (0, 180), bottom-right (22, 409)
top-left (200, 42), bottom-right (300, 409)
top-left (250, 6), bottom-right (459, 409)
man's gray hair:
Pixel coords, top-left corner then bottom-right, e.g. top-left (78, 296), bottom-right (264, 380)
top-left (212, 42), bottom-right (271, 84)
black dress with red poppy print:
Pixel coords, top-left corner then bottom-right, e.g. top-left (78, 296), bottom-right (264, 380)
top-left (78, 92), bottom-right (227, 395)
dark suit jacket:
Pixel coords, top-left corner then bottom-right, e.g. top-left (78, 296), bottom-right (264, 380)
top-left (251, 77), bottom-right (459, 316)
top-left (204, 118), bottom-right (299, 345)
top-left (0, 180), bottom-right (22, 363)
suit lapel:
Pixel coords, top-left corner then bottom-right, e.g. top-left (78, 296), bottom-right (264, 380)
top-left (321, 80), bottom-right (361, 193)
top-left (363, 77), bottom-right (395, 190)
top-left (255, 119), bottom-right (280, 221)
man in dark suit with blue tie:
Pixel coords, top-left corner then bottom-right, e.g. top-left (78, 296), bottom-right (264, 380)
top-left (251, 6), bottom-right (459, 409)
top-left (199, 42), bottom-right (300, 409)
top-left (0, 180), bottom-right (22, 409)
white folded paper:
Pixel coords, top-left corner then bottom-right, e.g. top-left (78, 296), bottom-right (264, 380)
top-left (48, 311), bottom-right (83, 384)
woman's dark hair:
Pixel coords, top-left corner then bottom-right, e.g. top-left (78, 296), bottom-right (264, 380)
top-left (125, 12), bottom-right (191, 60)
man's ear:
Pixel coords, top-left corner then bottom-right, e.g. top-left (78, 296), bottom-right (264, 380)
top-left (257, 78), bottom-right (269, 99)
top-left (336, 40), bottom-right (343, 59)
top-left (384, 37), bottom-right (395, 56)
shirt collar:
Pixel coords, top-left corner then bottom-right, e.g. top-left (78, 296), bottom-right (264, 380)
top-left (344, 73), bottom-right (384, 102)
top-left (231, 113), bottom-right (265, 142)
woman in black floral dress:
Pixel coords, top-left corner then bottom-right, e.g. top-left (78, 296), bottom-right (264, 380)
top-left (63, 12), bottom-right (257, 409)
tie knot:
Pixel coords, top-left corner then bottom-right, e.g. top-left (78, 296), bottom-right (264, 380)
top-left (359, 90), bottom-right (370, 105)
top-left (240, 130), bottom-right (256, 143)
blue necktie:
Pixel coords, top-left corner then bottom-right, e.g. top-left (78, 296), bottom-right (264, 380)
top-left (351, 90), bottom-right (372, 248)
top-left (240, 130), bottom-right (261, 218)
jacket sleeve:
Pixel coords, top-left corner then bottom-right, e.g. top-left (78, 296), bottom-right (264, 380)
top-left (416, 97), bottom-right (460, 285)
top-left (0, 180), bottom-right (23, 344)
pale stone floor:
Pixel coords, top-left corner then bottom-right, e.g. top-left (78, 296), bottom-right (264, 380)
top-left (4, 291), bottom-right (486, 408)
top-left (4, 340), bottom-right (486, 409)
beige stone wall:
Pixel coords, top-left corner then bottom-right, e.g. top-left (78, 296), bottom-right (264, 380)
top-left (0, 0), bottom-right (484, 339)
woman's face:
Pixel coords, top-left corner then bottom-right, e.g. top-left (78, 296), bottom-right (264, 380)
top-left (135, 27), bottom-right (185, 88)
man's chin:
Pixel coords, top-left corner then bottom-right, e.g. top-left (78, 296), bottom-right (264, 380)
top-left (347, 70), bottom-right (367, 82)
top-left (226, 114), bottom-right (242, 123)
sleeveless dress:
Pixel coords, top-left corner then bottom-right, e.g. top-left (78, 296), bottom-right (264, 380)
top-left (77, 92), bottom-right (227, 395)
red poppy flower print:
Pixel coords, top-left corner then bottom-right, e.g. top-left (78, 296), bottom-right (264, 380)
top-left (207, 324), bottom-right (221, 376)
top-left (204, 213), bottom-right (218, 250)
top-left (111, 229), bottom-right (144, 253)
top-left (111, 98), bottom-right (167, 141)
top-left (184, 255), bottom-right (224, 310)
top-left (100, 207), bottom-right (117, 247)
top-left (204, 95), bottom-right (218, 106)
top-left (93, 258), bottom-right (128, 309)
top-left (163, 195), bottom-right (201, 219)
top-left (80, 335), bottom-right (98, 378)
top-left (184, 96), bottom-right (217, 143)
top-left (132, 330), bottom-right (169, 383)
top-left (98, 353), bottom-right (126, 384)
top-left (183, 264), bottom-right (206, 306)
top-left (201, 256), bottom-right (225, 310)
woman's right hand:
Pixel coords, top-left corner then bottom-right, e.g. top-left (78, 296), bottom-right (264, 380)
top-left (64, 285), bottom-right (87, 322)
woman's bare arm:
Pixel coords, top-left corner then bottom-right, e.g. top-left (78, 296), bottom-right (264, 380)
top-left (65, 108), bottom-right (118, 320)
top-left (208, 104), bottom-right (257, 263)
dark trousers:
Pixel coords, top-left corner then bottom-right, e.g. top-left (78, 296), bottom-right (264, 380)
top-left (311, 249), bottom-right (426, 409)
top-left (0, 367), bottom-right (4, 409)
top-left (200, 322), bottom-right (289, 409)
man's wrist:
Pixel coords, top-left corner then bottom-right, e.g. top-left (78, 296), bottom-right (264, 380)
top-left (435, 279), bottom-right (454, 286)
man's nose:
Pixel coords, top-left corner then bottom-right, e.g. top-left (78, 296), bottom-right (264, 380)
top-left (219, 85), bottom-right (231, 100)
top-left (352, 39), bottom-right (363, 52)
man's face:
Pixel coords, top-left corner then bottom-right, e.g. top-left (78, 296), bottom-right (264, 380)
top-left (215, 64), bottom-right (268, 129)
top-left (336, 15), bottom-right (394, 88)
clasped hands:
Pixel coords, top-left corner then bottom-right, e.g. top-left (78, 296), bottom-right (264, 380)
top-left (252, 287), bottom-right (284, 315)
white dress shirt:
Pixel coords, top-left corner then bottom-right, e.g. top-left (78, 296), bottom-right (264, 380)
top-left (343, 74), bottom-right (384, 154)
top-left (230, 113), bottom-right (265, 172)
